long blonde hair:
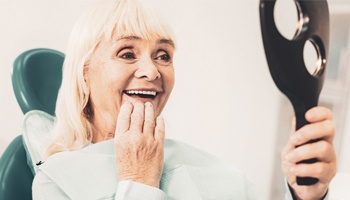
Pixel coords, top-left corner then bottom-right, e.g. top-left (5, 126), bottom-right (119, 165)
top-left (47, 0), bottom-right (175, 156)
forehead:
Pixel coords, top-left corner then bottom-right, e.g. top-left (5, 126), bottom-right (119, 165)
top-left (102, 3), bottom-right (176, 49)
top-left (114, 35), bottom-right (175, 48)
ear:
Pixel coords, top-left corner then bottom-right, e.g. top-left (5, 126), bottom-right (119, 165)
top-left (83, 65), bottom-right (90, 85)
top-left (82, 65), bottom-right (91, 108)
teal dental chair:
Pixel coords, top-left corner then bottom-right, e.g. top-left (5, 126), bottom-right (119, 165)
top-left (0, 48), bottom-right (64, 200)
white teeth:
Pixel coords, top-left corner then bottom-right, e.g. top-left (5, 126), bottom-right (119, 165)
top-left (125, 90), bottom-right (157, 96)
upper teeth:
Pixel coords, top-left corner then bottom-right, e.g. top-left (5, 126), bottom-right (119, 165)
top-left (125, 90), bottom-right (157, 96)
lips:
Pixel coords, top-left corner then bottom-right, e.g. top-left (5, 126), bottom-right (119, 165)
top-left (123, 90), bottom-right (158, 99)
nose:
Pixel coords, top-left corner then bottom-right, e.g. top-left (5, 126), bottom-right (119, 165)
top-left (134, 57), bottom-right (161, 81)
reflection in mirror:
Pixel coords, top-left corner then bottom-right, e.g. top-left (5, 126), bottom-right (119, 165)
top-left (303, 39), bottom-right (323, 76)
top-left (274, 0), bottom-right (301, 40)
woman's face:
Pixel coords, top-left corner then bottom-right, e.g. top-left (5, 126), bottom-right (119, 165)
top-left (85, 35), bottom-right (175, 135)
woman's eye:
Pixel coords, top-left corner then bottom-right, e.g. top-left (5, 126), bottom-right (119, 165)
top-left (120, 52), bottom-right (135, 60)
top-left (155, 52), bottom-right (171, 64)
top-left (158, 54), bottom-right (170, 61)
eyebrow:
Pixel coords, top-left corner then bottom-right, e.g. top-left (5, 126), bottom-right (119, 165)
top-left (116, 36), bottom-right (141, 41)
top-left (158, 39), bottom-right (175, 48)
top-left (116, 36), bottom-right (175, 48)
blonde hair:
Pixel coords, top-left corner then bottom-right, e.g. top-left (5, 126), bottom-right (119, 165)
top-left (47, 0), bottom-right (175, 156)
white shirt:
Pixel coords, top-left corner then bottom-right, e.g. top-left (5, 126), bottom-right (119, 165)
top-left (32, 139), bottom-right (329, 200)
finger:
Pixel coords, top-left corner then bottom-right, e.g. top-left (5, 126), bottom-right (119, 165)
top-left (305, 107), bottom-right (333, 123)
top-left (290, 120), bottom-right (335, 146)
top-left (290, 117), bottom-right (296, 136)
top-left (289, 162), bottom-right (336, 182)
top-left (282, 118), bottom-right (298, 158)
top-left (116, 102), bottom-right (133, 134)
top-left (285, 168), bottom-right (297, 186)
top-left (282, 139), bottom-right (295, 161)
top-left (143, 102), bottom-right (156, 137)
top-left (282, 119), bottom-right (297, 159)
top-left (286, 141), bottom-right (335, 163)
top-left (154, 115), bottom-right (165, 143)
top-left (130, 102), bottom-right (145, 133)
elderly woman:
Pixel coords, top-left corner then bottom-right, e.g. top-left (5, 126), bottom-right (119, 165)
top-left (32, 0), bottom-right (336, 199)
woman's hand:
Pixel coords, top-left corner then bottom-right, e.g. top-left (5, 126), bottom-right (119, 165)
top-left (282, 107), bottom-right (337, 200)
top-left (114, 101), bottom-right (165, 188)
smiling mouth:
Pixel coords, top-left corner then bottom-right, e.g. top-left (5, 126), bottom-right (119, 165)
top-left (123, 90), bottom-right (158, 99)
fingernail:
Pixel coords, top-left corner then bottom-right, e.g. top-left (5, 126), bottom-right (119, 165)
top-left (306, 109), bottom-right (317, 119)
top-left (157, 115), bottom-right (163, 120)
top-left (285, 153), bottom-right (294, 162)
top-left (145, 102), bottom-right (152, 107)
top-left (130, 99), bottom-right (141, 104)
top-left (290, 166), bottom-right (297, 173)
top-left (122, 101), bottom-right (132, 107)
top-left (291, 134), bottom-right (301, 143)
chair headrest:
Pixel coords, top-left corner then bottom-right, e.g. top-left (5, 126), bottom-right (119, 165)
top-left (12, 48), bottom-right (65, 116)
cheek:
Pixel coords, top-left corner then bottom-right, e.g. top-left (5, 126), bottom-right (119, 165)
top-left (163, 68), bottom-right (175, 91)
top-left (88, 69), bottom-right (120, 105)
top-left (93, 66), bottom-right (123, 90)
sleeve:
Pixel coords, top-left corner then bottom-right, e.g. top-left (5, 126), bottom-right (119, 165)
top-left (243, 175), bottom-right (256, 200)
top-left (284, 181), bottom-right (329, 200)
top-left (115, 180), bottom-right (167, 200)
top-left (32, 171), bottom-right (70, 200)
top-left (33, 171), bottom-right (167, 200)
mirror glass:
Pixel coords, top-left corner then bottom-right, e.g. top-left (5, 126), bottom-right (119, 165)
top-left (303, 39), bottom-right (323, 76)
top-left (274, 0), bottom-right (301, 40)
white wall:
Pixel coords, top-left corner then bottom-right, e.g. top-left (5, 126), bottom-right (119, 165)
top-left (0, 0), bottom-right (90, 150)
top-left (0, 0), bottom-right (98, 152)
top-left (1, 0), bottom-right (348, 199)
top-left (328, 1), bottom-right (350, 174)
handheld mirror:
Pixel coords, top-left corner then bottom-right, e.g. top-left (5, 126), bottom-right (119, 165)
top-left (259, 0), bottom-right (330, 185)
